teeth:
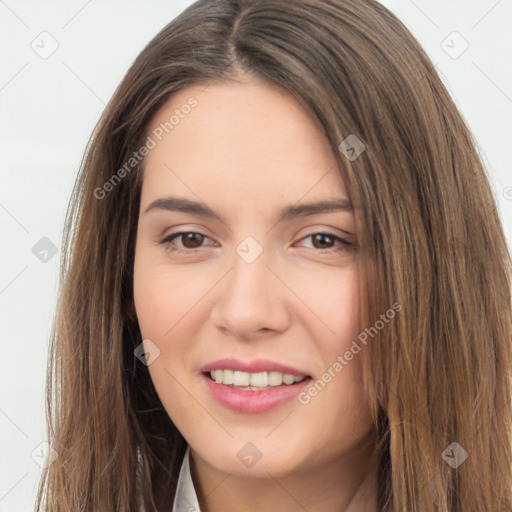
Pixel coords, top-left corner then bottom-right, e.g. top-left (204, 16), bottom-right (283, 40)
top-left (282, 374), bottom-right (295, 385)
top-left (222, 369), bottom-right (234, 385)
top-left (213, 369), bottom-right (223, 384)
top-left (233, 371), bottom-right (250, 386)
top-left (209, 370), bottom-right (306, 388)
top-left (250, 371), bottom-right (268, 387)
top-left (268, 371), bottom-right (283, 386)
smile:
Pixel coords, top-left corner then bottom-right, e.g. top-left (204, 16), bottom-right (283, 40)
top-left (208, 369), bottom-right (307, 389)
top-left (200, 358), bottom-right (313, 413)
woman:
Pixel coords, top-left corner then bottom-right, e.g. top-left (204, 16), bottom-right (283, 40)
top-left (35, 0), bottom-right (512, 511)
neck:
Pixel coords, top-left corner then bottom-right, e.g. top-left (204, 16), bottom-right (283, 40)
top-left (189, 433), bottom-right (380, 512)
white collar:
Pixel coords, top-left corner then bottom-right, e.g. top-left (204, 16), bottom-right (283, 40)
top-left (172, 445), bottom-right (201, 512)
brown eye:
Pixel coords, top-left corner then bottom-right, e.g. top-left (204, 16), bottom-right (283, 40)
top-left (181, 232), bottom-right (205, 248)
top-left (311, 233), bottom-right (336, 249)
top-left (159, 231), bottom-right (216, 255)
top-left (296, 233), bottom-right (353, 253)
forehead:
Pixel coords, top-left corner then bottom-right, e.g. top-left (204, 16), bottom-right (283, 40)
top-left (140, 77), bottom-right (347, 209)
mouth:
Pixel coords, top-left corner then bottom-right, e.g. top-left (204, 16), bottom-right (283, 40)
top-left (200, 360), bottom-right (313, 413)
top-left (204, 369), bottom-right (311, 391)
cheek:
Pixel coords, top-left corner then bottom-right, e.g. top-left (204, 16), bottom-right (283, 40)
top-left (304, 359), bottom-right (372, 464)
top-left (292, 267), bottom-right (368, 429)
top-left (133, 265), bottom-right (204, 427)
top-left (133, 258), bottom-right (212, 339)
top-left (133, 261), bottom-right (203, 398)
top-left (287, 262), bottom-right (362, 346)
top-left (319, 280), bottom-right (361, 338)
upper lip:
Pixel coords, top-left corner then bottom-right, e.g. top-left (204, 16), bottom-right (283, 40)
top-left (201, 358), bottom-right (310, 377)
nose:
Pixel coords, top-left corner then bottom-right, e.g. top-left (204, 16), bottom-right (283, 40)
top-left (209, 248), bottom-right (291, 340)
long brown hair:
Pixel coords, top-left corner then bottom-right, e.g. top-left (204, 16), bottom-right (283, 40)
top-left (35, 0), bottom-right (512, 510)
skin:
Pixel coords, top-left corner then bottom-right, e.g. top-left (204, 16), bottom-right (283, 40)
top-left (133, 74), bottom-right (379, 512)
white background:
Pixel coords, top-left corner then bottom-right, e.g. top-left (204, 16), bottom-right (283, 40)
top-left (1, 0), bottom-right (511, 509)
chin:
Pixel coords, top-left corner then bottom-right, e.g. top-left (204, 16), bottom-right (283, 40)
top-left (195, 438), bottom-right (310, 478)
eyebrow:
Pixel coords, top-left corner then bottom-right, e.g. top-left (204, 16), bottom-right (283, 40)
top-left (144, 196), bottom-right (353, 223)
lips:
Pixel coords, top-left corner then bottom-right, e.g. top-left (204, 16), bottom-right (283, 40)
top-left (200, 358), bottom-right (312, 413)
top-left (201, 357), bottom-right (310, 376)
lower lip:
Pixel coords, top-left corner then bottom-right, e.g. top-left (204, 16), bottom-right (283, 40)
top-left (201, 373), bottom-right (312, 414)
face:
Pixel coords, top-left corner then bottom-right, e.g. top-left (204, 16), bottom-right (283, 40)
top-left (133, 76), bottom-right (374, 478)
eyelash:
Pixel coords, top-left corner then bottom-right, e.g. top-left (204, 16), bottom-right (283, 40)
top-left (158, 231), bottom-right (353, 255)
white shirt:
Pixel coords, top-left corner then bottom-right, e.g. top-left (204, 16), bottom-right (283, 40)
top-left (172, 445), bottom-right (201, 512)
